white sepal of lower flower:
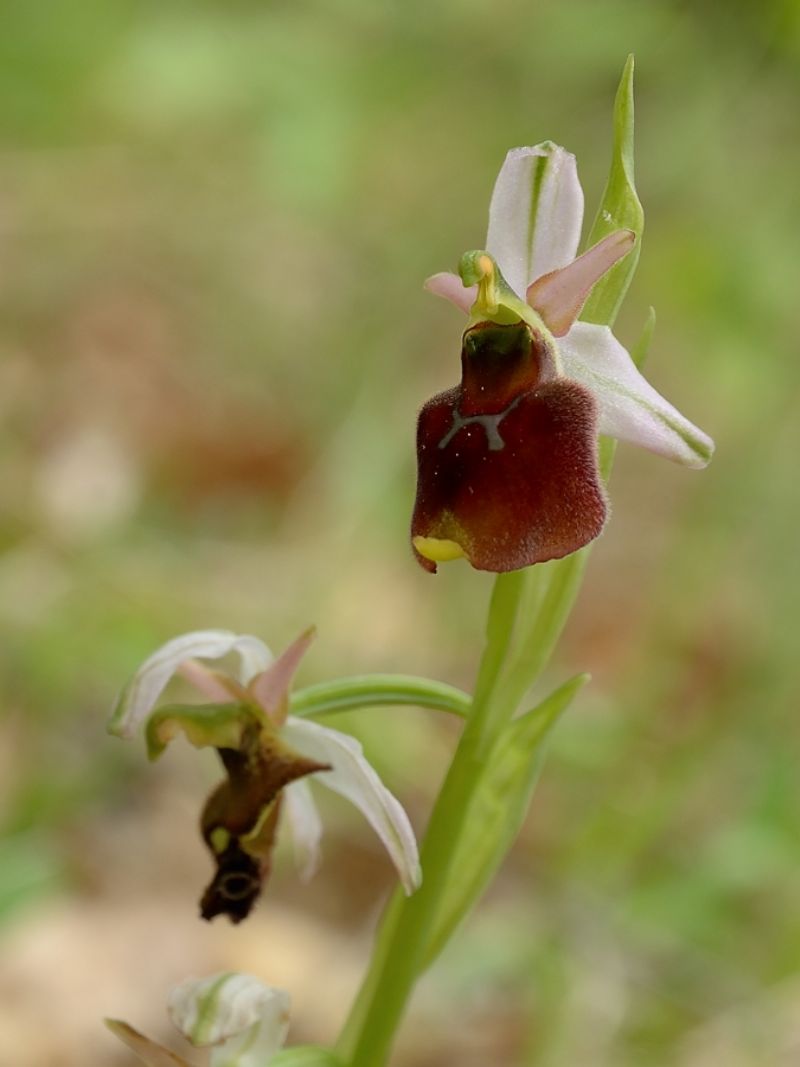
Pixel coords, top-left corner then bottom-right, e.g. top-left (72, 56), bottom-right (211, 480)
top-left (168, 973), bottom-right (290, 1067)
top-left (108, 629), bottom-right (274, 740)
top-left (106, 973), bottom-right (290, 1067)
top-left (109, 629), bottom-right (422, 895)
top-left (425, 141), bottom-right (714, 469)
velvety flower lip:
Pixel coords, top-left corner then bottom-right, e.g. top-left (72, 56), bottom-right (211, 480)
top-left (107, 972), bottom-right (291, 1067)
top-left (414, 141), bottom-right (714, 573)
top-left (412, 320), bottom-right (607, 573)
top-left (109, 629), bottom-right (421, 920)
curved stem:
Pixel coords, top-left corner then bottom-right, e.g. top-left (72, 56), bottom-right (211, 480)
top-left (289, 675), bottom-right (471, 720)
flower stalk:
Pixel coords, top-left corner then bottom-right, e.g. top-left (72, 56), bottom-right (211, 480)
top-left (337, 55), bottom-right (654, 1067)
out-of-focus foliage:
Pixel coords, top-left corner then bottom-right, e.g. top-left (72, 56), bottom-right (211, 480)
top-left (0, 2), bottom-right (798, 1065)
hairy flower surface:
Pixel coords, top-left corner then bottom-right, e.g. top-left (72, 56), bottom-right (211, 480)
top-left (107, 972), bottom-right (291, 1067)
top-left (109, 629), bottom-right (421, 921)
top-left (412, 142), bottom-right (713, 573)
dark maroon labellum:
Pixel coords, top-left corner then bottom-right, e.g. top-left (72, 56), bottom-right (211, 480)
top-left (198, 730), bottom-right (329, 923)
top-left (200, 836), bottom-right (267, 923)
top-left (411, 321), bottom-right (607, 573)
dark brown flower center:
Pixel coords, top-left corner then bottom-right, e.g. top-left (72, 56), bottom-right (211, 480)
top-left (411, 320), bottom-right (607, 573)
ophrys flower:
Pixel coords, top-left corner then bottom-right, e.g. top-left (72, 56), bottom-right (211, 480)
top-left (109, 629), bottom-right (421, 921)
top-left (107, 972), bottom-right (291, 1067)
top-left (412, 141), bottom-right (713, 573)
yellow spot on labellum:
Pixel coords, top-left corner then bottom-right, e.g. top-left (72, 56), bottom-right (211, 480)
top-left (210, 826), bottom-right (230, 853)
top-left (413, 536), bottom-right (465, 563)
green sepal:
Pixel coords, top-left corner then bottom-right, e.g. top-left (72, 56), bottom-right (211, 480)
top-left (270, 1047), bottom-right (345, 1067)
top-left (581, 54), bottom-right (644, 327)
top-left (422, 673), bottom-right (589, 967)
top-left (289, 674), bottom-right (471, 720)
top-left (144, 702), bottom-right (264, 761)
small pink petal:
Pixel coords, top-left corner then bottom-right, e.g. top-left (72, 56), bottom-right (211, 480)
top-left (177, 659), bottom-right (247, 702)
top-left (527, 230), bottom-right (635, 336)
top-left (424, 271), bottom-right (476, 314)
top-left (248, 627), bottom-right (316, 721)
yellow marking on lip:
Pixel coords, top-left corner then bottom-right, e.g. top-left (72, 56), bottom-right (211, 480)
top-left (209, 826), bottom-right (230, 853)
top-left (413, 536), bottom-right (466, 563)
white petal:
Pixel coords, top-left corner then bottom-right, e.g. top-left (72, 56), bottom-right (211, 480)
top-left (281, 718), bottom-right (422, 894)
top-left (560, 322), bottom-right (715, 468)
top-left (178, 659), bottom-right (246, 702)
top-left (424, 271), bottom-right (476, 314)
top-left (527, 230), bottom-right (635, 336)
top-left (486, 142), bottom-right (584, 298)
top-left (283, 778), bottom-right (324, 882)
top-left (168, 973), bottom-right (290, 1067)
top-left (109, 631), bottom-right (273, 740)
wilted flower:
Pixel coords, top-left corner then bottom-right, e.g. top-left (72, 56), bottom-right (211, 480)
top-left (109, 629), bottom-right (421, 921)
top-left (106, 972), bottom-right (290, 1067)
top-left (412, 142), bottom-right (713, 573)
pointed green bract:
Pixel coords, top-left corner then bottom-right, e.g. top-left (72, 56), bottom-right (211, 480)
top-left (422, 674), bottom-right (589, 967)
top-left (144, 702), bottom-right (262, 761)
top-left (581, 55), bottom-right (644, 327)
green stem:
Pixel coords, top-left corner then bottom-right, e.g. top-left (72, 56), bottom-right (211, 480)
top-left (469, 569), bottom-right (527, 740)
top-left (491, 551), bottom-right (589, 723)
top-left (336, 572), bottom-right (530, 1066)
top-left (290, 675), bottom-right (471, 720)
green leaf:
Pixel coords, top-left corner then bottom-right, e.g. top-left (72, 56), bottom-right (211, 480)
top-left (269, 1047), bottom-right (345, 1067)
top-left (289, 674), bottom-right (471, 720)
top-left (144, 702), bottom-right (259, 761)
top-left (581, 54), bottom-right (644, 327)
top-left (422, 674), bottom-right (589, 967)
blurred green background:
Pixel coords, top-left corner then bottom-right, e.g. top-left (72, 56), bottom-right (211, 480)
top-left (0, 1), bottom-right (798, 1064)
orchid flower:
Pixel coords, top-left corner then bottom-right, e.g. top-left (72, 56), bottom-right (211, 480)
top-left (108, 629), bottom-right (421, 921)
top-left (106, 972), bottom-right (291, 1067)
top-left (412, 141), bottom-right (714, 573)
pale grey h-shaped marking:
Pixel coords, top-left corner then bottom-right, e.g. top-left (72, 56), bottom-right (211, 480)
top-left (438, 394), bottom-right (524, 452)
